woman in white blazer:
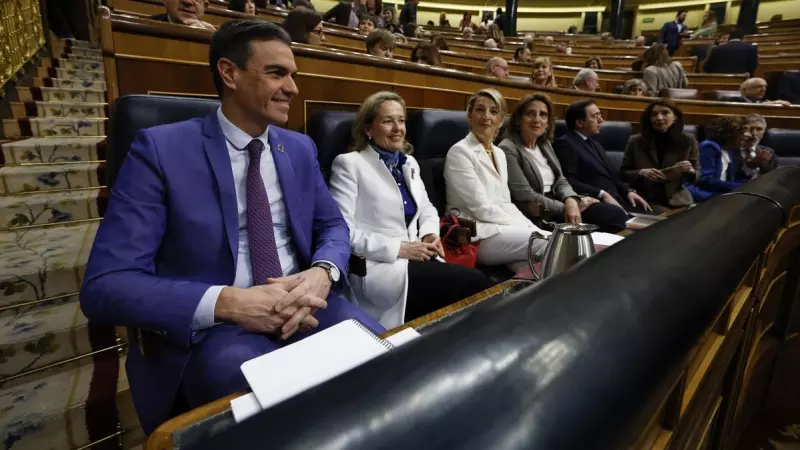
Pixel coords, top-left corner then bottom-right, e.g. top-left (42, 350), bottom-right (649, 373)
top-left (444, 88), bottom-right (549, 273)
top-left (329, 92), bottom-right (488, 329)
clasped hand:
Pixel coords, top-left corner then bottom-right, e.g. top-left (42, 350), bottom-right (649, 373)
top-left (400, 234), bottom-right (444, 261)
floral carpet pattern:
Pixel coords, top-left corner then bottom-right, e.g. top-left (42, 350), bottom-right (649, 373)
top-left (0, 39), bottom-right (140, 449)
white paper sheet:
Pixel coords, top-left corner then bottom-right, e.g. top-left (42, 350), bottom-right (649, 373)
top-left (591, 232), bottom-right (626, 247)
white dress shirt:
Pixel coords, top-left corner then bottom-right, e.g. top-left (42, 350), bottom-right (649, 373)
top-left (191, 108), bottom-right (301, 330)
top-left (740, 147), bottom-right (760, 179)
top-left (720, 149), bottom-right (731, 181)
top-left (525, 145), bottom-right (555, 193)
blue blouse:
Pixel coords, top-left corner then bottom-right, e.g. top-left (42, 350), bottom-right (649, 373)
top-left (372, 144), bottom-right (417, 226)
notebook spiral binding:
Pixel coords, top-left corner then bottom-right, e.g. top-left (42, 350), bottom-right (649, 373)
top-left (352, 319), bottom-right (395, 350)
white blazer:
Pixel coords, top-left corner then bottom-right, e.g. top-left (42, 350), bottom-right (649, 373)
top-left (329, 147), bottom-right (440, 328)
top-left (444, 132), bottom-right (536, 240)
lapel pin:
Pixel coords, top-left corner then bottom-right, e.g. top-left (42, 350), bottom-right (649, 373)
top-left (277, 144), bottom-right (285, 153)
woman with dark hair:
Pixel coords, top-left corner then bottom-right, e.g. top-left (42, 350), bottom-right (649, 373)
top-left (459, 11), bottom-right (476, 31)
top-left (584, 56), bottom-right (603, 70)
top-left (498, 94), bottom-right (628, 232)
top-left (641, 43), bottom-right (688, 94)
top-left (620, 99), bottom-right (699, 212)
top-left (359, 14), bottom-right (377, 35)
top-left (410, 42), bottom-right (441, 66)
top-left (283, 8), bottom-right (325, 44)
top-left (364, 0), bottom-right (383, 26)
top-left (688, 116), bottom-right (749, 202)
top-left (431, 34), bottom-right (449, 51)
top-left (329, 91), bottom-right (488, 328)
top-left (228, 0), bottom-right (256, 15)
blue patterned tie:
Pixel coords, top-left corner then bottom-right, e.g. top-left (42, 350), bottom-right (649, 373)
top-left (246, 139), bottom-right (283, 285)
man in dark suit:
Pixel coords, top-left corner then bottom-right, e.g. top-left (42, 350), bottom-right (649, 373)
top-left (729, 77), bottom-right (792, 106)
top-left (703, 29), bottom-right (759, 75)
top-left (150, 0), bottom-right (215, 29)
top-left (738, 114), bottom-right (779, 178)
top-left (554, 100), bottom-right (651, 213)
top-left (493, 8), bottom-right (506, 33)
top-left (658, 10), bottom-right (687, 55)
top-left (399, 0), bottom-right (420, 29)
top-left (323, 0), bottom-right (364, 28)
top-left (81, 21), bottom-right (383, 434)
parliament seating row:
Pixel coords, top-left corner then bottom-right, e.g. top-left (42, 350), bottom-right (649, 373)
top-left (307, 109), bottom-right (800, 215)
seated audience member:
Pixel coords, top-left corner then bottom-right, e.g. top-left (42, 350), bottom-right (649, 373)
top-left (228, 0), bottom-right (256, 15)
top-left (543, 36), bottom-right (554, 45)
top-left (689, 116), bottom-right (748, 202)
top-left (600, 32), bottom-right (613, 45)
top-left (445, 89), bottom-right (549, 273)
top-left (363, 0), bottom-right (383, 25)
top-left (739, 113), bottom-right (779, 178)
top-left (366, 29), bottom-right (394, 58)
top-left (431, 34), bottom-right (449, 51)
top-left (703, 29), bottom-right (758, 76)
top-left (731, 78), bottom-right (792, 107)
top-left (427, 20), bottom-right (434, 26)
top-left (524, 34), bottom-right (535, 53)
top-left (499, 94), bottom-right (629, 232)
top-left (572, 69), bottom-right (599, 92)
top-left (283, 8), bottom-right (325, 44)
top-left (382, 6), bottom-right (401, 33)
top-left (439, 12), bottom-right (451, 27)
top-left (485, 57), bottom-right (509, 79)
top-left (487, 23), bottom-right (505, 49)
top-left (512, 47), bottom-right (531, 64)
top-left (554, 100), bottom-right (651, 213)
top-left (567, 25), bottom-right (578, 34)
top-left (323, 0), bottom-right (364, 28)
top-left (80, 20), bottom-right (384, 435)
top-left (459, 12), bottom-right (476, 31)
top-left (462, 27), bottom-right (474, 38)
top-left (585, 56), bottom-right (603, 70)
top-left (693, 10), bottom-right (717, 37)
top-left (484, 38), bottom-right (498, 49)
top-left (620, 100), bottom-right (699, 213)
top-left (329, 92), bottom-right (489, 328)
top-left (641, 43), bottom-right (688, 94)
top-left (531, 56), bottom-right (557, 88)
top-left (393, 32), bottom-right (407, 45)
top-left (633, 35), bottom-right (646, 47)
top-left (151, 0), bottom-right (215, 29)
top-left (410, 42), bottom-right (441, 66)
top-left (622, 78), bottom-right (649, 96)
top-left (359, 14), bottom-right (377, 35)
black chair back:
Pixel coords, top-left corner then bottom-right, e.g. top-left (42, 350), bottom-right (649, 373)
top-left (306, 111), bottom-right (356, 182)
top-left (763, 128), bottom-right (800, 167)
top-left (107, 95), bottom-right (219, 188)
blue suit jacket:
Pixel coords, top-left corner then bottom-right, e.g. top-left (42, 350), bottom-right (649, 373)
top-left (658, 21), bottom-right (682, 55)
top-left (80, 113), bottom-right (351, 432)
top-left (688, 139), bottom-right (745, 202)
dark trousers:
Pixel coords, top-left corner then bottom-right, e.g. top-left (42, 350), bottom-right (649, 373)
top-left (404, 260), bottom-right (490, 322)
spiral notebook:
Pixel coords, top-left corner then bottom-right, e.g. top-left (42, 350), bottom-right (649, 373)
top-left (240, 319), bottom-right (394, 411)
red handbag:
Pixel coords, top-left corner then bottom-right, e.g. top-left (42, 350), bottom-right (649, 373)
top-left (439, 214), bottom-right (480, 268)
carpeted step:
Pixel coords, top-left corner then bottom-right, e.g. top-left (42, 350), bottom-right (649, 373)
top-left (49, 57), bottom-right (104, 73)
top-left (59, 46), bottom-right (102, 59)
top-left (0, 352), bottom-right (140, 450)
top-left (0, 162), bottom-right (104, 195)
top-left (1, 137), bottom-right (106, 165)
top-left (34, 77), bottom-right (106, 92)
top-left (0, 188), bottom-right (107, 229)
top-left (9, 101), bottom-right (107, 119)
top-left (17, 86), bottom-right (105, 104)
top-left (37, 67), bottom-right (104, 82)
top-left (3, 117), bottom-right (106, 138)
top-left (0, 222), bottom-right (99, 310)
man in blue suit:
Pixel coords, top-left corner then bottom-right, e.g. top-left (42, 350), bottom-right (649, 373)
top-left (81, 20), bottom-right (384, 434)
top-left (658, 10), bottom-right (687, 56)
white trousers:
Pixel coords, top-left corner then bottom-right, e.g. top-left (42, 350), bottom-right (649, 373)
top-left (477, 225), bottom-right (548, 273)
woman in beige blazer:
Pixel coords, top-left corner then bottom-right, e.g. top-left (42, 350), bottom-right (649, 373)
top-left (329, 92), bottom-right (488, 328)
top-left (641, 43), bottom-right (688, 95)
top-left (620, 99), bottom-right (700, 213)
top-left (444, 89), bottom-right (549, 273)
top-left (498, 94), bottom-right (629, 233)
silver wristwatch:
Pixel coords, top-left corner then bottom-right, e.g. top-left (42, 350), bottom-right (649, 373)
top-left (312, 262), bottom-right (340, 284)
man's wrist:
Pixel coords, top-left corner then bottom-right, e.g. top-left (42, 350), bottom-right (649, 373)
top-left (214, 286), bottom-right (238, 323)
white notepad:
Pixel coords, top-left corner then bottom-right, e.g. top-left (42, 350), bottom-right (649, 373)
top-left (241, 319), bottom-right (393, 411)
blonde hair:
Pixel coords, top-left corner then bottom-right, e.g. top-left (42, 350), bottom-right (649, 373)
top-left (467, 88), bottom-right (506, 115)
top-left (350, 91), bottom-right (411, 153)
top-left (531, 56), bottom-right (557, 88)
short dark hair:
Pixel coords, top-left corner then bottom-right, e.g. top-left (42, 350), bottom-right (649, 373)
top-left (676, 9), bottom-right (687, 16)
top-left (282, 8), bottom-right (322, 44)
top-left (565, 100), bottom-right (596, 131)
top-left (704, 116), bottom-right (744, 147)
top-left (505, 93), bottom-right (556, 144)
top-left (496, 8), bottom-right (503, 14)
top-left (513, 47), bottom-right (525, 60)
top-left (227, 0), bottom-right (249, 13)
top-left (366, 29), bottom-right (395, 53)
top-left (209, 20), bottom-right (291, 97)
top-left (729, 28), bottom-right (745, 40)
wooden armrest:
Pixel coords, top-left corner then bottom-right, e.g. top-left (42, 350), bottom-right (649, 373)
top-left (349, 253), bottom-right (367, 277)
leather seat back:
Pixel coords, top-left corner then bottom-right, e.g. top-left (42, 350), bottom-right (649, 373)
top-left (659, 88), bottom-right (699, 99)
top-left (408, 109), bottom-right (470, 216)
top-left (763, 128), bottom-right (800, 167)
top-left (701, 90), bottom-right (741, 101)
top-left (306, 111), bottom-right (356, 182)
top-left (107, 95), bottom-right (219, 187)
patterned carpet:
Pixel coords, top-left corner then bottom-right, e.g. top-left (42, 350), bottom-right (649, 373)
top-left (1, 39), bottom-right (142, 449)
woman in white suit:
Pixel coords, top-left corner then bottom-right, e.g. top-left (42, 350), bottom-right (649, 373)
top-left (329, 91), bottom-right (489, 328)
top-left (444, 88), bottom-right (549, 273)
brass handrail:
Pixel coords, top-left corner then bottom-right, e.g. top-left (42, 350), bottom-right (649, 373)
top-left (0, 0), bottom-right (46, 89)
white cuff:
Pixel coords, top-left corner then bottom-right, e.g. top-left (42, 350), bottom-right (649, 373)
top-left (192, 285), bottom-right (225, 330)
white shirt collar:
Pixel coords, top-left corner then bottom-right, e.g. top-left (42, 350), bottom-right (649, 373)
top-left (575, 131), bottom-right (589, 140)
top-left (217, 107), bottom-right (269, 151)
